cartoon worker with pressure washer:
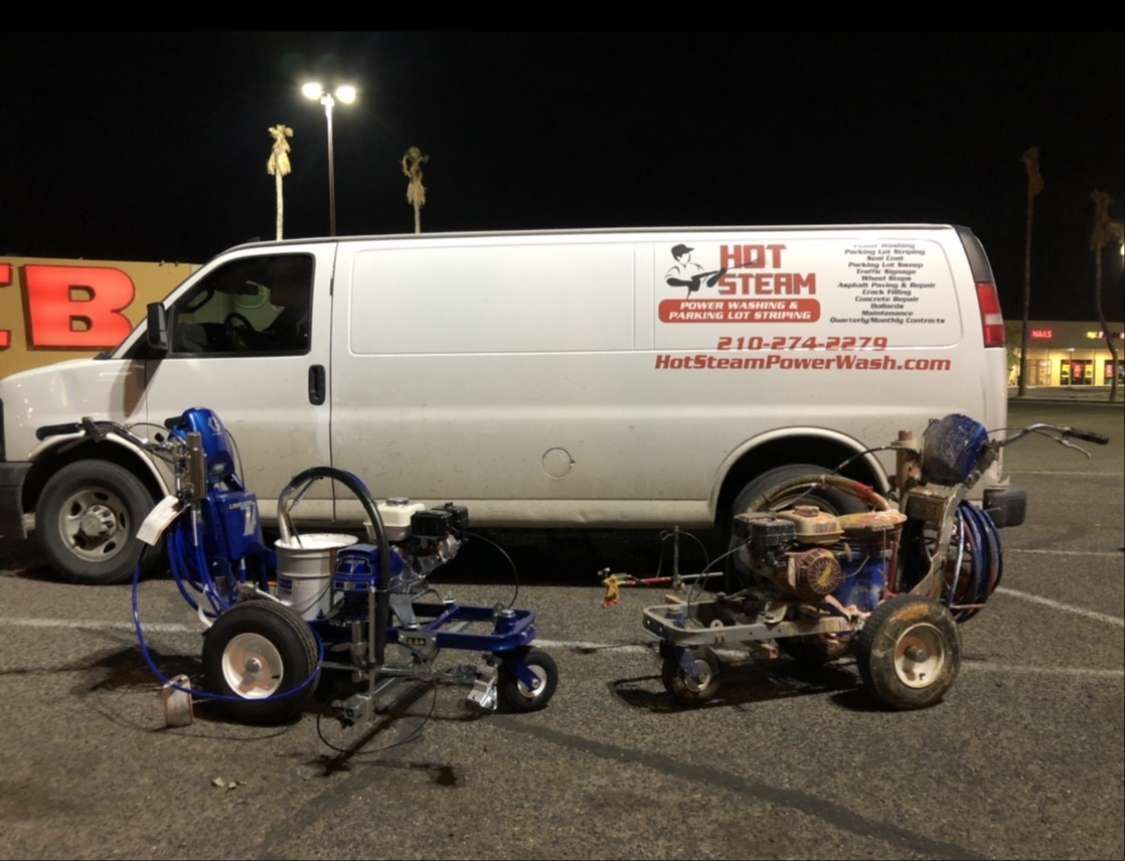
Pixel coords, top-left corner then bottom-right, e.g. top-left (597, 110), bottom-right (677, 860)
top-left (665, 244), bottom-right (726, 296)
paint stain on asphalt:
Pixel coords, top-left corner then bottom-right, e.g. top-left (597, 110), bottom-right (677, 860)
top-left (431, 764), bottom-right (460, 786)
top-left (0, 645), bottom-right (195, 697)
top-left (72, 646), bottom-right (197, 695)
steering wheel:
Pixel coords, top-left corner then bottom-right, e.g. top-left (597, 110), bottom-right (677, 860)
top-left (223, 312), bottom-right (256, 348)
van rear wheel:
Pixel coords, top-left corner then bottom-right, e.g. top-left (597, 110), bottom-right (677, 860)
top-left (36, 460), bottom-right (154, 585)
top-left (731, 463), bottom-right (870, 519)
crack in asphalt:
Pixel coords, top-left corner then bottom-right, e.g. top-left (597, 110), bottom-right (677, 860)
top-left (254, 681), bottom-right (445, 859)
top-left (492, 716), bottom-right (986, 861)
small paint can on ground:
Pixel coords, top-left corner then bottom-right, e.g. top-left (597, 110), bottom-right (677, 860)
top-left (162, 674), bottom-right (193, 727)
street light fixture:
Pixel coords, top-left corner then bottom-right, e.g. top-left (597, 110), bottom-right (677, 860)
top-left (302, 81), bottom-right (357, 236)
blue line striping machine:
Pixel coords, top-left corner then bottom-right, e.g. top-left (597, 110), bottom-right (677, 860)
top-left (41, 408), bottom-right (558, 725)
top-left (638, 414), bottom-right (1109, 710)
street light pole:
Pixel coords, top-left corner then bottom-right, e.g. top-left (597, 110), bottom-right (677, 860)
top-left (302, 82), bottom-right (356, 237)
top-left (322, 93), bottom-right (336, 237)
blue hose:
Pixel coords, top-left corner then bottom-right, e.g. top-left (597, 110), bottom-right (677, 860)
top-left (168, 528), bottom-right (208, 613)
top-left (958, 505), bottom-right (985, 610)
top-left (131, 558), bottom-right (324, 705)
top-left (946, 502), bottom-right (1003, 623)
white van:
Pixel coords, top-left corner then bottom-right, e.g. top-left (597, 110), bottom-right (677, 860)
top-left (0, 225), bottom-right (1009, 583)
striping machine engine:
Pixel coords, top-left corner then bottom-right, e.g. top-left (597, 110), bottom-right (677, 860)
top-left (640, 414), bottom-right (1108, 710)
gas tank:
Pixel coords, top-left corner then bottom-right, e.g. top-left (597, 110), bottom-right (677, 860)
top-left (776, 505), bottom-right (843, 545)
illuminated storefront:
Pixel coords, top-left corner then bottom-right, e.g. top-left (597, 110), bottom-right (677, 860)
top-left (1007, 320), bottom-right (1125, 387)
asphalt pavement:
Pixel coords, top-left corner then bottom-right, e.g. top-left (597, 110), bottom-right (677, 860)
top-left (0, 401), bottom-right (1122, 860)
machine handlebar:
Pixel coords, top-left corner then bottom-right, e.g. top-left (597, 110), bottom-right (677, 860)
top-left (991, 422), bottom-right (1110, 461)
top-left (1061, 427), bottom-right (1110, 445)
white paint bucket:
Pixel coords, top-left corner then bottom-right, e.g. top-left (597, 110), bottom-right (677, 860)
top-left (274, 532), bottom-right (358, 621)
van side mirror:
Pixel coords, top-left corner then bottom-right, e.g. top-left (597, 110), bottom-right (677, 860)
top-left (146, 303), bottom-right (169, 352)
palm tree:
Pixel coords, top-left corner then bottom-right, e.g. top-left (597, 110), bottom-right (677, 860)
top-left (1090, 190), bottom-right (1124, 402)
top-left (1018, 147), bottom-right (1044, 396)
top-left (267, 125), bottom-right (294, 241)
top-left (401, 146), bottom-right (429, 234)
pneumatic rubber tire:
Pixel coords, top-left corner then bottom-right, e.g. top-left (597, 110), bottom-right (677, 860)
top-left (661, 647), bottom-right (721, 705)
top-left (36, 460), bottom-right (154, 585)
top-left (498, 647), bottom-right (559, 713)
top-left (856, 595), bottom-right (960, 710)
top-left (202, 600), bottom-right (319, 724)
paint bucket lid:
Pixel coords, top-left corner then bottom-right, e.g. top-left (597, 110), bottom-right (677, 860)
top-left (274, 532), bottom-right (358, 552)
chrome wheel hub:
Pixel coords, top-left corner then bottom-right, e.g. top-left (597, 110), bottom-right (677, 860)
top-left (59, 488), bottom-right (129, 562)
top-left (516, 666), bottom-right (548, 700)
top-left (893, 623), bottom-right (946, 689)
top-left (80, 505), bottom-right (117, 538)
top-left (222, 633), bottom-right (284, 699)
top-left (684, 659), bottom-right (713, 692)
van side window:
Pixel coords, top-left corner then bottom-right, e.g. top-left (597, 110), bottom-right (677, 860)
top-left (168, 254), bottom-right (314, 356)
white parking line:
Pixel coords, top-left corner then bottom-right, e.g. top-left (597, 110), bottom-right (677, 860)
top-left (958, 662), bottom-right (1123, 679)
top-left (1007, 548), bottom-right (1122, 558)
top-left (536, 638), bottom-right (649, 655)
top-left (1008, 470), bottom-right (1124, 476)
top-left (538, 639), bottom-right (1125, 678)
top-left (994, 587), bottom-right (1125, 627)
top-left (2, 618), bottom-right (1122, 677)
top-left (0, 616), bottom-right (191, 633)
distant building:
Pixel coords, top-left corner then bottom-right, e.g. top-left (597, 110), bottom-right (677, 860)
top-left (1006, 320), bottom-right (1125, 387)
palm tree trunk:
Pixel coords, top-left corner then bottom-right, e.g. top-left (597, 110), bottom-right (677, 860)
top-left (275, 171), bottom-right (284, 241)
top-left (1094, 246), bottom-right (1119, 402)
top-left (414, 201), bottom-right (421, 235)
top-left (1018, 195), bottom-right (1034, 396)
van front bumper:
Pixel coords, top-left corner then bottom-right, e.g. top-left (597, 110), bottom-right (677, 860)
top-left (0, 462), bottom-right (30, 543)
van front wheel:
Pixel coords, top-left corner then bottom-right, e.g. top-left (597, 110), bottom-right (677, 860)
top-left (36, 460), bottom-right (154, 585)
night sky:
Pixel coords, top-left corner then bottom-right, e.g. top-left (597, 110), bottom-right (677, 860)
top-left (1, 32), bottom-right (1121, 320)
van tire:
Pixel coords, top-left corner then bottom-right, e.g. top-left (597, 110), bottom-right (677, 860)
top-left (35, 460), bottom-right (154, 585)
top-left (730, 463), bottom-right (870, 520)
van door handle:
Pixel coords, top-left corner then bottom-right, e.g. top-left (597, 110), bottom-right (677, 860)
top-left (308, 364), bottom-right (326, 405)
